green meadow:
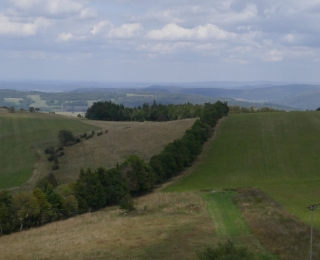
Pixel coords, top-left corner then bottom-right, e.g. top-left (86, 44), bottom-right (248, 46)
top-left (0, 112), bottom-right (99, 189)
top-left (165, 112), bottom-right (320, 228)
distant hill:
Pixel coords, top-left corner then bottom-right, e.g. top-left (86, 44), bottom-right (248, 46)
top-left (140, 84), bottom-right (320, 110)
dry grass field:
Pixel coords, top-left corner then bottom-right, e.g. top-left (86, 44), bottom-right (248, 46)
top-left (0, 107), bottom-right (8, 113)
top-left (49, 118), bottom-right (196, 184)
top-left (0, 193), bottom-right (216, 260)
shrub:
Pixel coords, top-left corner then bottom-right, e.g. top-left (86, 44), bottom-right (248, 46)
top-left (119, 194), bottom-right (135, 213)
top-left (52, 163), bottom-right (59, 171)
top-left (196, 240), bottom-right (255, 260)
top-left (58, 130), bottom-right (76, 146)
top-left (47, 155), bottom-right (56, 162)
top-left (35, 173), bottom-right (58, 189)
top-left (97, 132), bottom-right (103, 136)
top-left (58, 151), bottom-right (65, 157)
top-left (56, 146), bottom-right (64, 152)
top-left (44, 147), bottom-right (54, 154)
top-left (105, 130), bottom-right (109, 133)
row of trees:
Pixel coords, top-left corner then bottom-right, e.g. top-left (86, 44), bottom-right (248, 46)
top-left (0, 101), bottom-right (229, 234)
top-left (85, 100), bottom-right (217, 122)
top-left (228, 105), bottom-right (284, 114)
top-left (75, 101), bottom-right (229, 212)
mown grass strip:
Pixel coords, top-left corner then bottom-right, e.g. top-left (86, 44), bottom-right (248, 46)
top-left (201, 191), bottom-right (251, 238)
top-left (201, 191), bottom-right (278, 259)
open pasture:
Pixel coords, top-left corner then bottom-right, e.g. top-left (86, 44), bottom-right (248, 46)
top-left (0, 191), bottom-right (275, 260)
top-left (0, 113), bottom-right (99, 189)
top-left (165, 112), bottom-right (320, 228)
top-left (0, 113), bottom-right (195, 189)
top-left (56, 118), bottom-right (196, 184)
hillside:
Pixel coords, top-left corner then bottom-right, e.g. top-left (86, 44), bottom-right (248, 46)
top-left (0, 112), bottom-right (99, 189)
top-left (0, 112), bottom-right (195, 189)
top-left (165, 111), bottom-right (320, 229)
top-left (0, 190), bottom-right (280, 260)
top-left (51, 118), bottom-right (196, 184)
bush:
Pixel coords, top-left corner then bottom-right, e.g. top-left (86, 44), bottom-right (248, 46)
top-left (105, 130), bottom-right (109, 133)
top-left (35, 172), bottom-right (58, 189)
top-left (56, 147), bottom-right (64, 152)
top-left (58, 130), bottom-right (76, 146)
top-left (52, 163), bottom-right (59, 171)
top-left (47, 154), bottom-right (56, 162)
top-left (119, 194), bottom-right (135, 213)
top-left (44, 147), bottom-right (54, 154)
top-left (97, 132), bottom-right (103, 136)
top-left (196, 240), bottom-right (255, 260)
top-left (81, 133), bottom-right (87, 138)
top-left (58, 151), bottom-right (65, 157)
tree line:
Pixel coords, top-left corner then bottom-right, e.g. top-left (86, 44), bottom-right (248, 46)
top-left (85, 100), bottom-right (222, 122)
top-left (0, 101), bottom-right (229, 235)
top-left (228, 105), bottom-right (285, 114)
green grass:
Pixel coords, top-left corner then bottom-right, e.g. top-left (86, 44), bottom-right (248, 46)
top-left (201, 191), bottom-right (277, 259)
top-left (201, 191), bottom-right (251, 238)
top-left (0, 113), bottom-right (99, 189)
top-left (164, 111), bottom-right (320, 229)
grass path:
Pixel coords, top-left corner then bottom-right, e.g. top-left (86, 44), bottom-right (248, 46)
top-left (201, 191), bottom-right (277, 259)
top-left (201, 191), bottom-right (250, 238)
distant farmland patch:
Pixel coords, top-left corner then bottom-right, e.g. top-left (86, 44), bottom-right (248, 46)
top-left (3, 98), bottom-right (23, 105)
top-left (27, 95), bottom-right (48, 108)
top-left (165, 111), bottom-right (320, 229)
top-left (127, 93), bottom-right (154, 97)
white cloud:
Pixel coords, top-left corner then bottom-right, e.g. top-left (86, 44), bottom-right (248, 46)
top-left (107, 23), bottom-right (143, 39)
top-left (56, 32), bottom-right (73, 42)
top-left (90, 21), bottom-right (112, 35)
top-left (284, 33), bottom-right (295, 43)
top-left (0, 14), bottom-right (49, 36)
top-left (263, 49), bottom-right (283, 61)
top-left (9, 0), bottom-right (40, 10)
top-left (138, 42), bottom-right (192, 55)
top-left (147, 23), bottom-right (236, 41)
top-left (8, 0), bottom-right (90, 18)
top-left (46, 1), bottom-right (82, 15)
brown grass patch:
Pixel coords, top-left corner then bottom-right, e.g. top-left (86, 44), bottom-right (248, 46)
top-left (37, 118), bottom-right (196, 184)
top-left (0, 192), bottom-right (215, 260)
top-left (0, 108), bottom-right (8, 113)
top-left (234, 188), bottom-right (320, 260)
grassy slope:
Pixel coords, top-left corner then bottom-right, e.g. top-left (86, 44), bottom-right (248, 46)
top-left (165, 112), bottom-right (320, 228)
top-left (0, 193), bottom-right (216, 260)
top-left (0, 191), bottom-right (275, 260)
top-left (0, 112), bottom-right (99, 189)
top-left (47, 119), bottom-right (196, 184)
top-left (0, 113), bottom-right (195, 189)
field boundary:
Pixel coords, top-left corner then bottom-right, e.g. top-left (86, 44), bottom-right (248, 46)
top-left (158, 117), bottom-right (225, 191)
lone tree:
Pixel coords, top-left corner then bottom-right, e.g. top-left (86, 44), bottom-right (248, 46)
top-left (58, 130), bottom-right (76, 146)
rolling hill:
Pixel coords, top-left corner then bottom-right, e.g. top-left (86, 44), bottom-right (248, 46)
top-left (0, 112), bottom-right (195, 190)
top-left (165, 111), bottom-right (320, 229)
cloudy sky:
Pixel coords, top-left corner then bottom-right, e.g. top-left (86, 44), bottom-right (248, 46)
top-left (0, 0), bottom-right (320, 82)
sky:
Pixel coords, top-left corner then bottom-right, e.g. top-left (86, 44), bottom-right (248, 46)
top-left (0, 0), bottom-right (320, 83)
